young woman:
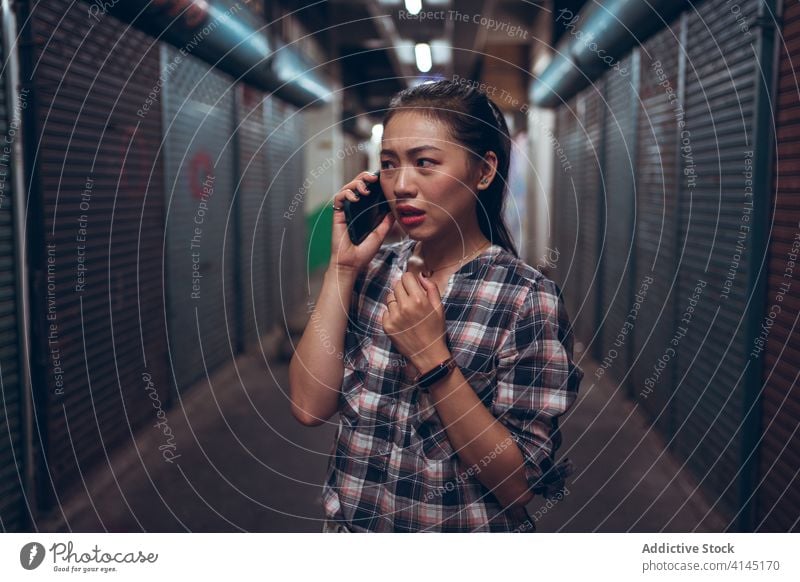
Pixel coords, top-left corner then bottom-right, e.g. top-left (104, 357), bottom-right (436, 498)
top-left (289, 80), bottom-right (583, 533)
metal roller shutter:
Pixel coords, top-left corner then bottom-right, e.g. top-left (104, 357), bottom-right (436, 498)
top-left (757, 0), bottom-right (800, 532)
top-left (235, 85), bottom-right (269, 350)
top-left (28, 0), bottom-right (168, 496)
top-left (162, 45), bottom-right (237, 392)
top-left (264, 97), bottom-right (282, 333)
top-left (0, 9), bottom-right (25, 531)
top-left (576, 88), bottom-right (604, 355)
top-left (599, 53), bottom-right (639, 390)
top-left (553, 101), bottom-right (582, 324)
top-left (673, 0), bottom-right (759, 519)
top-left (284, 105), bottom-right (306, 323)
top-left (632, 21), bottom-right (682, 432)
top-left (265, 98), bottom-right (306, 331)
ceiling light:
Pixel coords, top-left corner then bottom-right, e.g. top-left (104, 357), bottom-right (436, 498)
top-left (415, 43), bottom-right (432, 73)
top-left (405, 0), bottom-right (422, 15)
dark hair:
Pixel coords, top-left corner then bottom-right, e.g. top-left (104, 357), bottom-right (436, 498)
top-left (381, 79), bottom-right (519, 258)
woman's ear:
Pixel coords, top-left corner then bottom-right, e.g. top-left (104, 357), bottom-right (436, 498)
top-left (476, 151), bottom-right (498, 191)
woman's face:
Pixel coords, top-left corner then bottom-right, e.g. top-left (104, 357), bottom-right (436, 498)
top-left (380, 111), bottom-right (485, 242)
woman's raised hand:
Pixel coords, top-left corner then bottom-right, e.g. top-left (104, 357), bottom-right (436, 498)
top-left (382, 271), bottom-right (450, 373)
top-left (330, 171), bottom-right (395, 273)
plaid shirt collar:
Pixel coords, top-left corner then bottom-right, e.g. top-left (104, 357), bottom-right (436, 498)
top-left (394, 236), bottom-right (504, 277)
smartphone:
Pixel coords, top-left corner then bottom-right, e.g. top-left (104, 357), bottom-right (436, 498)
top-left (343, 171), bottom-right (389, 245)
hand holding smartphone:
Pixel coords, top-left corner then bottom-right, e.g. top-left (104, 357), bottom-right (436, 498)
top-left (343, 171), bottom-right (389, 245)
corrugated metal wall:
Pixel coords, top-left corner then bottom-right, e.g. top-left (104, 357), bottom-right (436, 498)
top-left (162, 45), bottom-right (237, 392)
top-left (549, 0), bottom-right (790, 527)
top-left (284, 106), bottom-right (306, 322)
top-left (30, 0), bottom-right (168, 495)
top-left (599, 53), bottom-right (639, 390)
top-left (632, 21), bottom-right (682, 433)
top-left (264, 98), bottom-right (283, 333)
top-left (757, 0), bottom-right (800, 532)
top-left (235, 85), bottom-right (270, 350)
top-left (554, 101), bottom-right (581, 327)
top-left (265, 98), bottom-right (306, 330)
top-left (672, 0), bottom-right (759, 518)
top-left (1, 0), bottom-right (315, 529)
top-left (577, 89), bottom-right (604, 350)
top-left (0, 9), bottom-right (25, 531)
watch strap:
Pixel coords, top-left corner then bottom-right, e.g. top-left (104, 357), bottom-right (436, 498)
top-left (415, 356), bottom-right (457, 389)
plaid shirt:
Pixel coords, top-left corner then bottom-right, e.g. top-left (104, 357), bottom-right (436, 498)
top-left (321, 237), bottom-right (583, 532)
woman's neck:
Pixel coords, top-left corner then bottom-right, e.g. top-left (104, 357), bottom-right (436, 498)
top-left (412, 230), bottom-right (491, 274)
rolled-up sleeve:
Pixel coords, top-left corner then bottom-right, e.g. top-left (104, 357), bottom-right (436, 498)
top-left (490, 278), bottom-right (583, 500)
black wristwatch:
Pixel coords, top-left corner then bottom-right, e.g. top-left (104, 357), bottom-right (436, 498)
top-left (414, 356), bottom-right (457, 390)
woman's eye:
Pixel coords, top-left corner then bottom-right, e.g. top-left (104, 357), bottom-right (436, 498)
top-left (417, 158), bottom-right (436, 168)
top-left (380, 160), bottom-right (394, 170)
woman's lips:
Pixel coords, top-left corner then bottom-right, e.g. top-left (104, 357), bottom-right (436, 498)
top-left (396, 204), bottom-right (426, 227)
top-left (398, 213), bottom-right (426, 227)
